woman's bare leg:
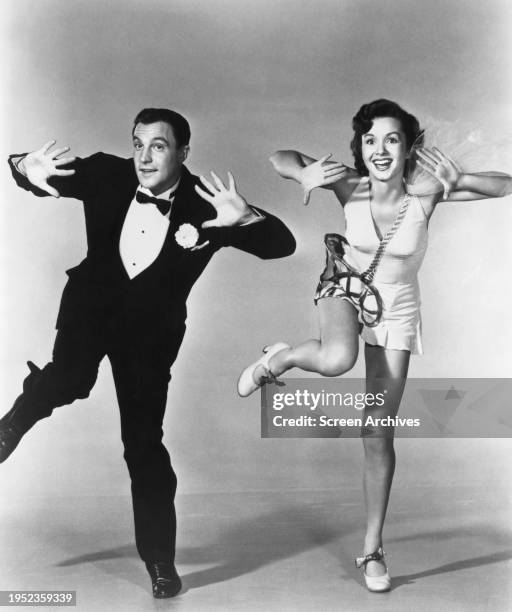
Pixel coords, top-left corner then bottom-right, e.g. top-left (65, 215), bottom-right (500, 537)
top-left (362, 343), bottom-right (410, 577)
top-left (265, 298), bottom-right (360, 377)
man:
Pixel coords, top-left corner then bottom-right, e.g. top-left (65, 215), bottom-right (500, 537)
top-left (0, 108), bottom-right (295, 598)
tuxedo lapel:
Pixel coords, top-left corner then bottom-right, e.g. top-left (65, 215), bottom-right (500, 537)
top-left (154, 166), bottom-right (209, 270)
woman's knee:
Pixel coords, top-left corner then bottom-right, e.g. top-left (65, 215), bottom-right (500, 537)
top-left (317, 344), bottom-right (357, 377)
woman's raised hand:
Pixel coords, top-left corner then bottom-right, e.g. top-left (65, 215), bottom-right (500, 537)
top-left (299, 154), bottom-right (347, 205)
top-left (416, 147), bottom-right (461, 200)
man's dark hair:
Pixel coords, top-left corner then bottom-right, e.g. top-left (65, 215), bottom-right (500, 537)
top-left (350, 99), bottom-right (423, 176)
top-left (132, 108), bottom-right (191, 148)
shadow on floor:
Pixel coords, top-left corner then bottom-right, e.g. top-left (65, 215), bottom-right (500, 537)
top-left (55, 510), bottom-right (512, 594)
top-left (56, 503), bottom-right (344, 590)
top-left (56, 544), bottom-right (138, 566)
top-left (392, 549), bottom-right (512, 588)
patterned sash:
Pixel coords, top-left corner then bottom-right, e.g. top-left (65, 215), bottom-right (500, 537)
top-left (315, 195), bottom-right (411, 327)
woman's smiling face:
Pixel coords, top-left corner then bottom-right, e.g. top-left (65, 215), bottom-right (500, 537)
top-left (361, 116), bottom-right (408, 182)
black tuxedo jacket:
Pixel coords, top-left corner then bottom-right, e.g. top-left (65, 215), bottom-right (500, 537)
top-left (9, 153), bottom-right (296, 332)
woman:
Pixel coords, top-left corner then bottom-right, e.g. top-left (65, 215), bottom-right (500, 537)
top-left (238, 99), bottom-right (511, 592)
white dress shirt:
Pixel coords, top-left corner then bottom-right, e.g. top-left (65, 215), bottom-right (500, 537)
top-left (119, 182), bottom-right (179, 279)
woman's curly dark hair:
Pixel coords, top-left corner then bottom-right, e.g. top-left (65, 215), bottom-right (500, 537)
top-left (350, 99), bottom-right (423, 176)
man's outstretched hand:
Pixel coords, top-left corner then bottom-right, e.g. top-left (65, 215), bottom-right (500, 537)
top-left (18, 140), bottom-right (76, 198)
top-left (194, 171), bottom-right (259, 228)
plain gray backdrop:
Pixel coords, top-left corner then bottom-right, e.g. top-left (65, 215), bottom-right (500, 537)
top-left (0, 0), bottom-right (511, 563)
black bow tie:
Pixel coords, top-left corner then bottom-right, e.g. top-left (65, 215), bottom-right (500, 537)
top-left (135, 190), bottom-right (173, 216)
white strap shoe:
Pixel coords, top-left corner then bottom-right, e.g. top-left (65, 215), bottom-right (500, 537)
top-left (355, 547), bottom-right (391, 593)
top-left (237, 342), bottom-right (290, 397)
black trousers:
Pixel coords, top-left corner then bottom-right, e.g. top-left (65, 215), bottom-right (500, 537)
top-left (3, 312), bottom-right (186, 564)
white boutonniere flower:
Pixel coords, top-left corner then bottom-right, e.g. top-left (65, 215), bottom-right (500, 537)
top-left (175, 223), bottom-right (199, 249)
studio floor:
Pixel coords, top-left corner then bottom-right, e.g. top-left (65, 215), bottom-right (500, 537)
top-left (1, 482), bottom-right (510, 612)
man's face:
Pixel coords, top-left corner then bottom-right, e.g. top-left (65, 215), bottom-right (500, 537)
top-left (133, 121), bottom-right (189, 195)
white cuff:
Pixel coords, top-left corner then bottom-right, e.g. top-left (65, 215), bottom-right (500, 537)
top-left (240, 207), bottom-right (264, 226)
top-left (12, 155), bottom-right (27, 176)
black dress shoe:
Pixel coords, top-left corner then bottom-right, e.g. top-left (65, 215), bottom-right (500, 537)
top-left (0, 423), bottom-right (23, 463)
top-left (145, 562), bottom-right (182, 599)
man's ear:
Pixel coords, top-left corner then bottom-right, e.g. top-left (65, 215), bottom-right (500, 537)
top-left (179, 145), bottom-right (190, 163)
